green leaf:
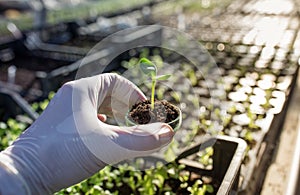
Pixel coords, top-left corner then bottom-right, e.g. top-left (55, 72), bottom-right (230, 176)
top-left (156, 74), bottom-right (171, 81)
top-left (206, 184), bottom-right (214, 193)
top-left (153, 174), bottom-right (164, 188)
top-left (139, 57), bottom-right (157, 77)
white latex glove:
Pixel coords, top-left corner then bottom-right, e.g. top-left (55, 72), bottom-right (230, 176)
top-left (0, 73), bottom-right (174, 194)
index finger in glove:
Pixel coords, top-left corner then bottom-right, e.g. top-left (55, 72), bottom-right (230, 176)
top-left (97, 73), bottom-right (147, 118)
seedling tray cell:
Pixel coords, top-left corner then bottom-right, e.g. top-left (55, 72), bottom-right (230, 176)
top-left (176, 136), bottom-right (247, 195)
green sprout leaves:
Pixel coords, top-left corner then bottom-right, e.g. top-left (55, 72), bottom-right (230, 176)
top-left (156, 74), bottom-right (172, 80)
top-left (139, 58), bottom-right (171, 109)
top-left (139, 58), bottom-right (157, 78)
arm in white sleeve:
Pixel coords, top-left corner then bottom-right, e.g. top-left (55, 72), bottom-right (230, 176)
top-left (0, 161), bottom-right (29, 195)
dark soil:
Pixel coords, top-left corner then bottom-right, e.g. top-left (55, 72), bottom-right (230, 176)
top-left (128, 99), bottom-right (180, 129)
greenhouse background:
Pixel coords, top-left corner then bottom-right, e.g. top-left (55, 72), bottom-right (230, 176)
top-left (0, 0), bottom-right (300, 194)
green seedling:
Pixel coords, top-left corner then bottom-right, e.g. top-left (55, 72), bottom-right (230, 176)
top-left (139, 58), bottom-right (171, 110)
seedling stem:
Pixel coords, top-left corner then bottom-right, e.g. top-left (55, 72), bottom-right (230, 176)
top-left (139, 58), bottom-right (171, 110)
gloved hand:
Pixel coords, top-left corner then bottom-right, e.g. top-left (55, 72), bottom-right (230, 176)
top-left (0, 73), bottom-right (174, 194)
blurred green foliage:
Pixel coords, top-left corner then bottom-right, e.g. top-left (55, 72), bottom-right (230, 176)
top-left (0, 118), bottom-right (26, 150)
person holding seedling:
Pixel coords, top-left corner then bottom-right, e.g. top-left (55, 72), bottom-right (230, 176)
top-left (126, 58), bottom-right (181, 131)
top-left (0, 73), bottom-right (175, 194)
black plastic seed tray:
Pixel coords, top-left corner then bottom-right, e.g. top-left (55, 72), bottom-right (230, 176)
top-left (29, 0), bottom-right (161, 46)
top-left (176, 135), bottom-right (247, 195)
top-left (116, 135), bottom-right (246, 195)
top-left (16, 32), bottom-right (88, 62)
top-left (74, 9), bottom-right (156, 43)
top-left (0, 87), bottom-right (38, 122)
top-left (0, 48), bottom-right (79, 100)
top-left (32, 25), bottom-right (163, 96)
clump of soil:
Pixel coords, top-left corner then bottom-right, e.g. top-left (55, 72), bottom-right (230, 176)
top-left (128, 99), bottom-right (180, 129)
